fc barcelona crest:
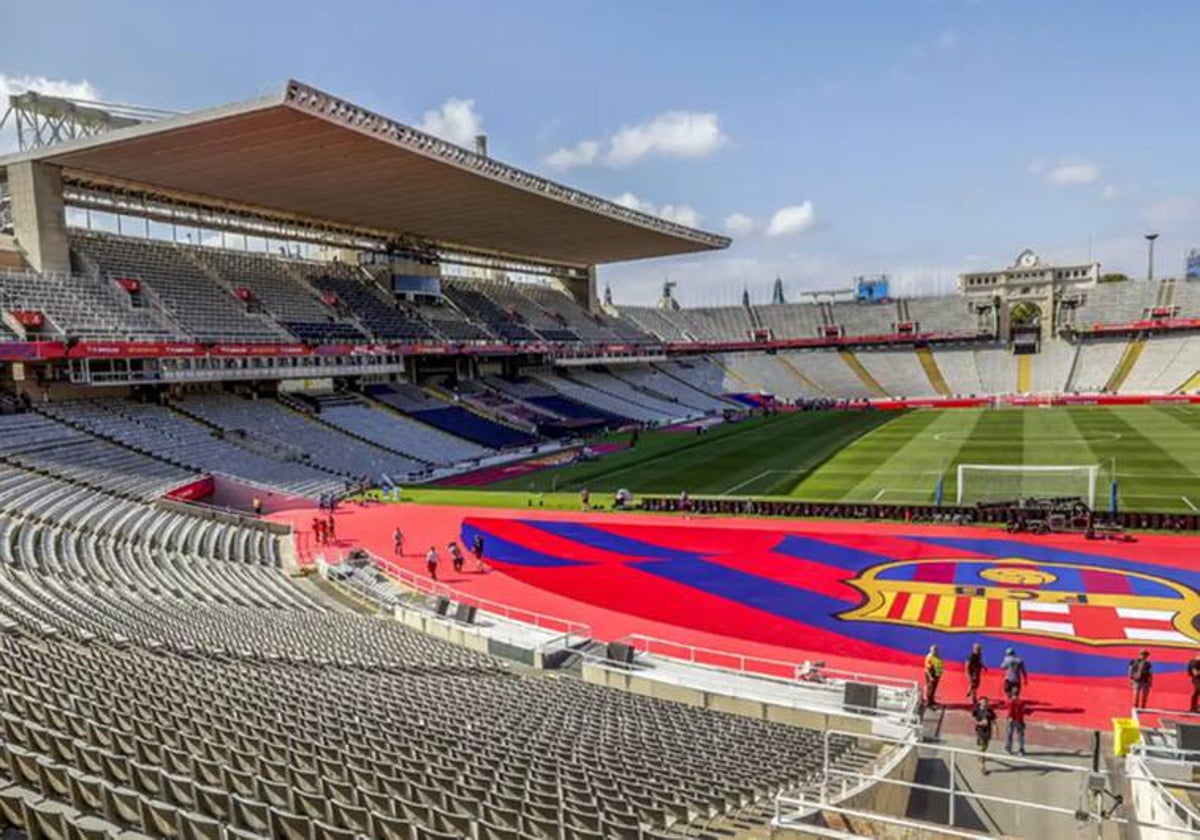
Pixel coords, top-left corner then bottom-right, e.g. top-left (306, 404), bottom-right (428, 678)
top-left (840, 558), bottom-right (1200, 649)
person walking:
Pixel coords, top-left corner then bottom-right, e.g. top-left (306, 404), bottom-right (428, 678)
top-left (393, 526), bottom-right (404, 556)
top-left (252, 497), bottom-right (262, 516)
top-left (449, 541), bottom-right (464, 574)
top-left (966, 643), bottom-right (987, 704)
top-left (1129, 649), bottom-right (1153, 710)
top-left (923, 645), bottom-right (944, 710)
top-left (472, 533), bottom-right (485, 572)
top-left (1000, 647), bottom-right (1028, 700)
top-left (580, 488), bottom-right (590, 511)
top-left (973, 697), bottom-right (997, 774)
top-left (1005, 696), bottom-right (1028, 756)
top-left (426, 546), bottom-right (439, 581)
top-left (1188, 653), bottom-right (1200, 713)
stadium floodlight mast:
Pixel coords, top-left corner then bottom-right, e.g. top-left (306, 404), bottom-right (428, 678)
top-left (1145, 232), bottom-right (1159, 282)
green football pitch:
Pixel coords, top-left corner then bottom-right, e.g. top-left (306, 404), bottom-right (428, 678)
top-left (481, 405), bottom-right (1200, 513)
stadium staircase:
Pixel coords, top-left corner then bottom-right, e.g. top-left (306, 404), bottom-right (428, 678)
top-left (1174, 370), bottom-right (1200, 394)
top-left (777, 354), bottom-right (829, 396)
top-left (1063, 342), bottom-right (1083, 392)
top-left (914, 347), bottom-right (951, 396)
top-left (1105, 335), bottom-right (1147, 393)
top-left (837, 349), bottom-right (888, 397)
top-left (1016, 354), bottom-right (1032, 394)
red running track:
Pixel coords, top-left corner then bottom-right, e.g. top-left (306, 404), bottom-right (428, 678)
top-left (273, 502), bottom-right (1200, 730)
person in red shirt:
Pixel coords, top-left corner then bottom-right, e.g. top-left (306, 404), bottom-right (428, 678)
top-left (1005, 696), bottom-right (1028, 756)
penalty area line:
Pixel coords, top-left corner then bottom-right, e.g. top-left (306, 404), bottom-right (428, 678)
top-left (872, 488), bottom-right (886, 501)
top-left (1184, 497), bottom-right (1198, 512)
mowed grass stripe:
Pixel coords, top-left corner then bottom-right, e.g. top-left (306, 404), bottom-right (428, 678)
top-left (790, 410), bottom-right (945, 502)
top-left (838, 409), bottom-right (985, 504)
top-left (720, 411), bottom-right (900, 496)
top-left (941, 408), bottom-right (1028, 501)
top-left (488, 411), bottom-right (892, 495)
top-left (1066, 406), bottom-right (1200, 512)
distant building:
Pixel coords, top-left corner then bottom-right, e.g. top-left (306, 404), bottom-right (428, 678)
top-left (958, 249), bottom-right (1100, 341)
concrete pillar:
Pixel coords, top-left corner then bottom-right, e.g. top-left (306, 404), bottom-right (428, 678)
top-left (560, 265), bottom-right (598, 313)
top-left (7, 161), bottom-right (71, 274)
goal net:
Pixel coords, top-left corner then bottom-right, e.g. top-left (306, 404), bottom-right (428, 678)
top-left (956, 464), bottom-right (1099, 508)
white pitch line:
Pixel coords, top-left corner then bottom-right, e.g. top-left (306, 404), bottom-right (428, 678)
top-left (1184, 496), bottom-right (1198, 512)
top-left (872, 488), bottom-right (887, 501)
top-left (722, 469), bottom-right (787, 496)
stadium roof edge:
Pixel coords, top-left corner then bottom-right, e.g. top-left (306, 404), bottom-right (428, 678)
top-left (0, 79), bottom-right (731, 266)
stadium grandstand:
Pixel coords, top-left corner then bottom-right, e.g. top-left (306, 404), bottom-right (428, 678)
top-left (1, 79), bottom-right (1199, 840)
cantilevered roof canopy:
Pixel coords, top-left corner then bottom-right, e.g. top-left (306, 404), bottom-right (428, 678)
top-left (0, 80), bottom-right (730, 265)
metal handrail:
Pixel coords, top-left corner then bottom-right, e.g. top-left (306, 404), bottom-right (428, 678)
top-left (360, 549), bottom-right (591, 641)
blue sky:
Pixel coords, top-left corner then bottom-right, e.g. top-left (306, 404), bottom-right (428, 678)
top-left (2, 0), bottom-right (1197, 305)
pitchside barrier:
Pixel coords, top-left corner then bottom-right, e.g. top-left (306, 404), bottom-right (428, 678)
top-left (638, 495), bottom-right (1200, 531)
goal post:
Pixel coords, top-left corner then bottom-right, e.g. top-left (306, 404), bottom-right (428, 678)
top-left (955, 464), bottom-right (1099, 508)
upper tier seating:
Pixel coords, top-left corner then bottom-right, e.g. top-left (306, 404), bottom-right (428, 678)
top-left (42, 399), bottom-right (343, 497)
top-left (613, 306), bottom-right (691, 342)
top-left (0, 412), bottom-right (196, 499)
top-left (310, 392), bottom-right (491, 466)
top-left (1074, 280), bottom-right (1158, 326)
top-left (829, 301), bottom-right (894, 337)
top-left (905, 295), bottom-right (981, 334)
top-left (520, 284), bottom-right (622, 343)
top-left (673, 307), bottom-right (755, 341)
top-left (443, 281), bottom-right (538, 342)
top-left (300, 263), bottom-right (436, 341)
top-left (474, 279), bottom-right (579, 342)
top-left (178, 394), bottom-right (424, 481)
top-left (413, 298), bottom-right (493, 341)
top-left (189, 248), bottom-right (366, 343)
top-left (0, 269), bottom-right (174, 340)
top-left (71, 231), bottom-right (291, 342)
top-left (367, 384), bottom-right (535, 449)
top-left (753, 303), bottom-right (822, 339)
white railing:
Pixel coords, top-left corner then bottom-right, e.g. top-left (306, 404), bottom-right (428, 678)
top-left (778, 730), bottom-right (1112, 838)
top-left (351, 549), bottom-right (591, 651)
top-left (1127, 709), bottom-right (1200, 836)
top-left (613, 633), bottom-right (921, 725)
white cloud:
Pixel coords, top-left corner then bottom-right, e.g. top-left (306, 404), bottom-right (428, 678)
top-left (765, 202), bottom-right (817, 237)
top-left (416, 98), bottom-right (483, 148)
top-left (1029, 160), bottom-right (1100, 187)
top-left (611, 192), bottom-right (702, 228)
top-left (723, 213), bottom-right (755, 236)
top-left (0, 74), bottom-right (99, 152)
top-left (1102, 184), bottom-right (1118, 201)
top-left (658, 204), bottom-right (702, 228)
top-left (543, 139), bottom-right (599, 170)
top-left (548, 109), bottom-right (727, 170)
top-left (1047, 163), bottom-right (1099, 186)
top-left (606, 110), bottom-right (726, 166)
